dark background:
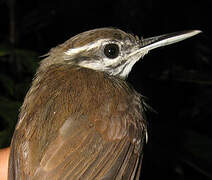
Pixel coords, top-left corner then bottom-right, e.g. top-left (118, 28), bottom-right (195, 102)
top-left (0, 0), bottom-right (211, 179)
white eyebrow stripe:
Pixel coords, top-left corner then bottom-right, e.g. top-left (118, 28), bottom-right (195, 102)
top-left (64, 45), bottom-right (88, 55)
top-left (64, 38), bottom-right (110, 56)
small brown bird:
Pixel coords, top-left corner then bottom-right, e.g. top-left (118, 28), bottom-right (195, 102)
top-left (8, 28), bottom-right (201, 180)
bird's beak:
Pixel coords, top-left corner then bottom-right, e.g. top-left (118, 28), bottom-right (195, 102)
top-left (132, 30), bottom-right (202, 56)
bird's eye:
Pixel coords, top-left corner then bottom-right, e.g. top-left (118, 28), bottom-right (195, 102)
top-left (104, 43), bottom-right (119, 59)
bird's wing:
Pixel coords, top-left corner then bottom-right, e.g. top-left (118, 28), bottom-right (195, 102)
top-left (9, 65), bottom-right (147, 180)
top-left (33, 120), bottom-right (143, 180)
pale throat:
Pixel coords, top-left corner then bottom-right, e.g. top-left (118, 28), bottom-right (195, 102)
top-left (75, 52), bottom-right (144, 79)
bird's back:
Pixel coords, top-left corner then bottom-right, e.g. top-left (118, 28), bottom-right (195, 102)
top-left (9, 64), bottom-right (147, 180)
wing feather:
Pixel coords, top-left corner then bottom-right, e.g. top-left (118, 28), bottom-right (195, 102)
top-left (9, 65), bottom-right (147, 180)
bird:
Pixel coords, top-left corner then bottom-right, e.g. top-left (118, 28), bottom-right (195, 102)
top-left (8, 27), bottom-right (201, 180)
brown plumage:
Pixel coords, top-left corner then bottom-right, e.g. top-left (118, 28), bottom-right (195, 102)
top-left (9, 64), bottom-right (146, 179)
top-left (8, 28), bottom-right (201, 179)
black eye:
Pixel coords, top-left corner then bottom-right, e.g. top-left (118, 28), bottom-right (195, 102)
top-left (104, 43), bottom-right (119, 59)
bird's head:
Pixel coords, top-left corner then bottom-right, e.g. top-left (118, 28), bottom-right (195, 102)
top-left (40, 28), bottom-right (201, 79)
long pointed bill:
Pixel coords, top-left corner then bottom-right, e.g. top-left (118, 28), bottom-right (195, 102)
top-left (135, 30), bottom-right (201, 55)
